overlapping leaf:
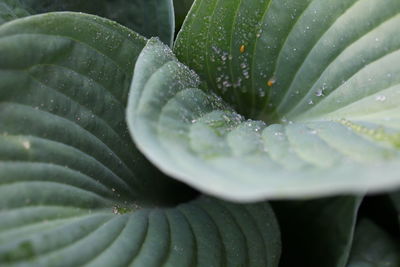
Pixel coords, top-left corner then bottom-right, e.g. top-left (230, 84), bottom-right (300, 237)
top-left (127, 0), bottom-right (400, 201)
top-left (0, 12), bottom-right (281, 266)
top-left (0, 0), bottom-right (175, 45)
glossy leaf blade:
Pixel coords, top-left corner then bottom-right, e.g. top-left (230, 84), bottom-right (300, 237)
top-left (175, 0), bottom-right (400, 120)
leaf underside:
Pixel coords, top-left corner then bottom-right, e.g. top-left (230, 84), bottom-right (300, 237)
top-left (0, 12), bottom-right (281, 266)
top-left (128, 0), bottom-right (400, 201)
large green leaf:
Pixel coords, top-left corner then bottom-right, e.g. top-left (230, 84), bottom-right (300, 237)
top-left (127, 0), bottom-right (400, 201)
top-left (0, 11), bottom-right (170, 202)
top-left (1, 195), bottom-right (281, 266)
top-left (0, 12), bottom-right (281, 266)
top-left (0, 0), bottom-right (175, 45)
top-left (347, 219), bottom-right (400, 267)
top-left (273, 196), bottom-right (361, 267)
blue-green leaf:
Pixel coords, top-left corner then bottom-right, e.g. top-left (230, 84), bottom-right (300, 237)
top-left (128, 0), bottom-right (400, 200)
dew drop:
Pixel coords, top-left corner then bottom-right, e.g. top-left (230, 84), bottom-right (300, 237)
top-left (315, 89), bottom-right (324, 97)
top-left (22, 140), bottom-right (31, 150)
top-left (112, 206), bottom-right (120, 214)
top-left (258, 88), bottom-right (266, 97)
top-left (222, 115), bottom-right (231, 122)
top-left (375, 95), bottom-right (386, 102)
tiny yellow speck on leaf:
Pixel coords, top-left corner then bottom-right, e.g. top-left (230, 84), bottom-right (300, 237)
top-left (267, 77), bottom-right (276, 87)
top-left (240, 45), bottom-right (245, 53)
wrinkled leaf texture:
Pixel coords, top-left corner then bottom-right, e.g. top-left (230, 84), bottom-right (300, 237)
top-left (0, 11), bottom-right (281, 266)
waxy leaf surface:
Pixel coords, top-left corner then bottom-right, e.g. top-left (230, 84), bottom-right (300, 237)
top-left (128, 0), bottom-right (400, 200)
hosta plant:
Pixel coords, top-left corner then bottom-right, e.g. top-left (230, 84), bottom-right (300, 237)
top-left (0, 0), bottom-right (399, 266)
